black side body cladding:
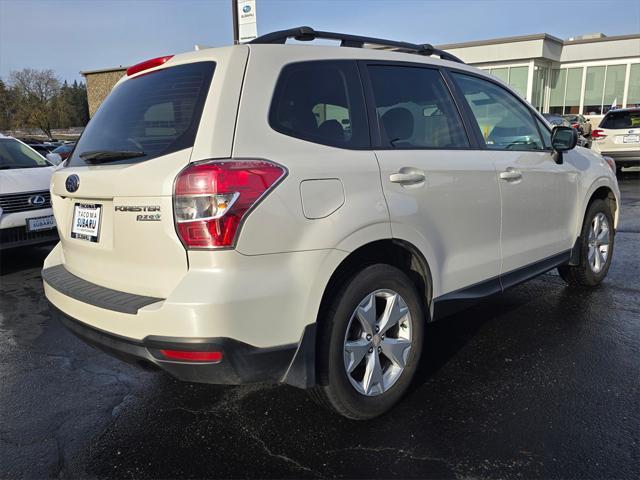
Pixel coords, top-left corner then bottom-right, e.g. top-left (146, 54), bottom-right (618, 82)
top-left (432, 250), bottom-right (571, 321)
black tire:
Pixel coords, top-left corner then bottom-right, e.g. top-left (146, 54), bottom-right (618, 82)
top-left (309, 264), bottom-right (425, 420)
top-left (558, 198), bottom-right (615, 287)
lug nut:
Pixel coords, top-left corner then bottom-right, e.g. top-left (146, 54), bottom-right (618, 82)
top-left (366, 334), bottom-right (372, 341)
top-left (375, 326), bottom-right (380, 333)
top-left (368, 347), bottom-right (373, 353)
top-left (381, 334), bottom-right (385, 340)
top-left (377, 346), bottom-right (382, 353)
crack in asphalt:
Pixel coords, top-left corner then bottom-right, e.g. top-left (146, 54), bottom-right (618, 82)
top-left (241, 426), bottom-right (321, 477)
top-left (327, 445), bottom-right (458, 478)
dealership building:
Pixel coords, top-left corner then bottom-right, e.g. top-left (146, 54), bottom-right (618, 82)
top-left (439, 32), bottom-right (640, 119)
top-left (82, 31), bottom-right (640, 120)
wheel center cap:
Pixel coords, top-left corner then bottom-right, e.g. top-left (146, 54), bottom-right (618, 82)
top-left (372, 334), bottom-right (381, 346)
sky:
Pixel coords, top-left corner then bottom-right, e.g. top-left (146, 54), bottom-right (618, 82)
top-left (1, 0), bottom-right (639, 83)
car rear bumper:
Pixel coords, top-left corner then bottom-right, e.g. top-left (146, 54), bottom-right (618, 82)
top-left (42, 244), bottom-right (345, 387)
top-left (51, 304), bottom-right (313, 385)
top-left (599, 150), bottom-right (640, 165)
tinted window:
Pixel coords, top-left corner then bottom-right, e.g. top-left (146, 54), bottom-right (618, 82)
top-left (367, 66), bottom-right (468, 148)
top-left (452, 73), bottom-right (543, 151)
top-left (269, 61), bottom-right (369, 148)
top-left (69, 62), bottom-right (215, 166)
top-left (601, 110), bottom-right (640, 129)
top-left (0, 139), bottom-right (50, 169)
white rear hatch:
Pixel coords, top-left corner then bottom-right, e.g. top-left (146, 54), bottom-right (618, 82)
top-left (49, 48), bottom-right (248, 298)
top-left (593, 109), bottom-right (640, 154)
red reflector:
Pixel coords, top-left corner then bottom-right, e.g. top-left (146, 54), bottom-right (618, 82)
top-left (127, 55), bottom-right (174, 76)
top-left (160, 350), bottom-right (223, 362)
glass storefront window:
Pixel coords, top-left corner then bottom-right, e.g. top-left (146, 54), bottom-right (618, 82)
top-left (627, 64), bottom-right (640, 108)
top-left (603, 65), bottom-right (626, 113)
top-left (490, 68), bottom-right (509, 83)
top-left (509, 66), bottom-right (528, 99)
top-left (548, 68), bottom-right (566, 114)
top-left (565, 67), bottom-right (583, 114)
top-left (583, 66), bottom-right (606, 115)
top-left (532, 65), bottom-right (548, 111)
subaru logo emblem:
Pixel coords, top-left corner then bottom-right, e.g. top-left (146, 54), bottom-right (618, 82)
top-left (28, 195), bottom-right (46, 206)
top-left (242, 4), bottom-right (251, 13)
top-left (66, 174), bottom-right (80, 193)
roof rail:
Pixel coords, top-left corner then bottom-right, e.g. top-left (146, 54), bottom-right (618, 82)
top-left (249, 26), bottom-right (465, 64)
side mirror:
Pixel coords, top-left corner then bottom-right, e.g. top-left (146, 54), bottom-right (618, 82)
top-left (551, 126), bottom-right (578, 164)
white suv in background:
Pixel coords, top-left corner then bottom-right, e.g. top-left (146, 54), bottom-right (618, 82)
top-left (591, 108), bottom-right (640, 173)
top-left (0, 135), bottom-right (58, 250)
top-left (42, 28), bottom-right (620, 419)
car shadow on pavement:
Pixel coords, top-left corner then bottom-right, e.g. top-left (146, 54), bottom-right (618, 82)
top-left (0, 245), bottom-right (52, 276)
top-left (410, 297), bottom-right (524, 393)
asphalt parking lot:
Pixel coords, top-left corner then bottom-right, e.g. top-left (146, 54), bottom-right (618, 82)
top-left (1, 172), bottom-right (638, 479)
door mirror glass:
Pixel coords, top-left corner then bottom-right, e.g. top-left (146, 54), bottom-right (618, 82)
top-left (551, 126), bottom-right (578, 151)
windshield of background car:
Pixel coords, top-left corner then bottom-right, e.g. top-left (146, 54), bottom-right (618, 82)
top-left (600, 110), bottom-right (640, 129)
top-left (68, 61), bottom-right (215, 166)
top-left (0, 139), bottom-right (51, 169)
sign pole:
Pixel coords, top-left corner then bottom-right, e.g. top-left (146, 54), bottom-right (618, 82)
top-left (232, 0), bottom-right (239, 44)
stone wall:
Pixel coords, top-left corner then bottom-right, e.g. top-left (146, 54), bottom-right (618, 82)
top-left (83, 69), bottom-right (126, 117)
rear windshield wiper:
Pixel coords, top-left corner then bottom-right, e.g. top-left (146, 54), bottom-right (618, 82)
top-left (79, 150), bottom-right (146, 164)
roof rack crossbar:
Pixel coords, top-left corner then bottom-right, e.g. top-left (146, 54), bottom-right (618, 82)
top-left (249, 26), bottom-right (465, 64)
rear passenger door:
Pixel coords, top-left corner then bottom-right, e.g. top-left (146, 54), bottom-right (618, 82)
top-left (449, 72), bottom-right (578, 276)
top-left (362, 63), bottom-right (501, 299)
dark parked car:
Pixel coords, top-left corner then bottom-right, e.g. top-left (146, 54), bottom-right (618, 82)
top-left (563, 114), bottom-right (592, 136)
top-left (543, 114), bottom-right (590, 148)
top-left (543, 113), bottom-right (571, 128)
top-left (50, 143), bottom-right (75, 161)
top-left (24, 143), bottom-right (54, 158)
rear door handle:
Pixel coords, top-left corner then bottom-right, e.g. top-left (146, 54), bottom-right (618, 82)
top-left (499, 168), bottom-right (522, 181)
top-left (389, 169), bottom-right (425, 185)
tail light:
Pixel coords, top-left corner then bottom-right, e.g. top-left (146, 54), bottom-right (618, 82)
top-left (592, 129), bottom-right (607, 140)
top-left (127, 55), bottom-right (174, 76)
top-left (571, 123), bottom-right (580, 129)
top-left (173, 160), bottom-right (286, 249)
top-left (602, 156), bottom-right (616, 173)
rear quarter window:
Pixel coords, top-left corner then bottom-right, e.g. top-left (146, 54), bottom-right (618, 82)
top-left (269, 60), bottom-right (370, 149)
top-left (68, 62), bottom-right (215, 166)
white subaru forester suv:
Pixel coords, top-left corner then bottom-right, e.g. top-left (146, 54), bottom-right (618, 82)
top-left (43, 28), bottom-right (620, 419)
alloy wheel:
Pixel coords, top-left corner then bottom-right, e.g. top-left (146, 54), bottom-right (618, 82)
top-left (588, 212), bottom-right (610, 273)
top-left (343, 289), bottom-right (412, 396)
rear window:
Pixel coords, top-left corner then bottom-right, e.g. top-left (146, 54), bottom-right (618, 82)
top-left (68, 62), bottom-right (215, 166)
top-left (600, 110), bottom-right (640, 129)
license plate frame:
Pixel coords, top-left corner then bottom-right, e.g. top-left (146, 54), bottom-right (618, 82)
top-left (623, 134), bottom-right (639, 144)
top-left (26, 215), bottom-right (56, 233)
top-left (71, 203), bottom-right (102, 243)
